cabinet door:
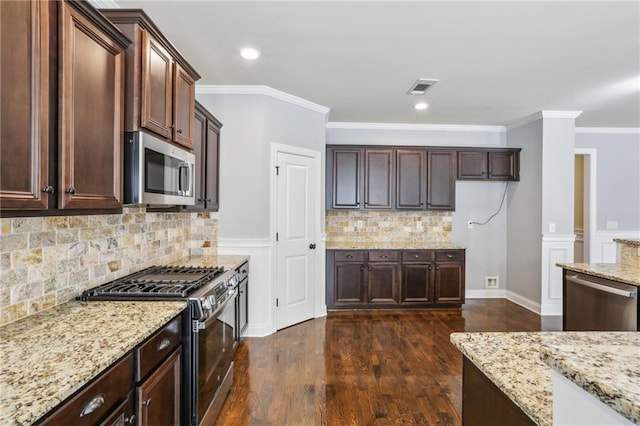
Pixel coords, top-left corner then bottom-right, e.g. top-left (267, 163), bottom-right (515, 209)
top-left (434, 262), bottom-right (465, 303)
top-left (396, 149), bottom-right (426, 209)
top-left (401, 264), bottom-right (432, 304)
top-left (364, 149), bottom-right (393, 209)
top-left (59, 1), bottom-right (124, 209)
top-left (328, 148), bottom-right (361, 209)
top-left (427, 151), bottom-right (456, 211)
top-left (204, 120), bottom-right (220, 211)
top-left (367, 263), bottom-right (399, 304)
top-left (488, 151), bottom-right (518, 180)
top-left (138, 347), bottom-right (181, 426)
top-left (172, 62), bottom-right (195, 149)
top-left (189, 107), bottom-right (207, 210)
top-left (457, 151), bottom-right (486, 180)
top-left (0, 1), bottom-right (51, 210)
top-left (333, 262), bottom-right (365, 306)
top-left (99, 392), bottom-right (135, 426)
top-left (238, 281), bottom-right (248, 338)
top-left (141, 30), bottom-right (172, 139)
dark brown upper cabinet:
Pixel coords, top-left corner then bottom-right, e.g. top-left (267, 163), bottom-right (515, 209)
top-left (59, 1), bottom-right (128, 209)
top-left (327, 148), bottom-right (362, 209)
top-left (364, 149), bottom-right (394, 209)
top-left (191, 101), bottom-right (221, 211)
top-left (0, 1), bottom-right (50, 210)
top-left (427, 151), bottom-right (456, 211)
top-left (396, 149), bottom-right (426, 209)
top-left (457, 149), bottom-right (521, 181)
top-left (327, 146), bottom-right (456, 211)
top-left (1, 0), bottom-right (130, 213)
top-left (100, 9), bottom-right (200, 151)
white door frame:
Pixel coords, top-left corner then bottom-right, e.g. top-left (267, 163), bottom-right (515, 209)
top-left (270, 143), bottom-right (324, 329)
top-left (574, 148), bottom-right (597, 262)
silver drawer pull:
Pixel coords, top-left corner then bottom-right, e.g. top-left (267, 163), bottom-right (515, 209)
top-left (380, 255), bottom-right (387, 258)
top-left (346, 255), bottom-right (353, 258)
top-left (414, 254), bottom-right (419, 258)
top-left (446, 254), bottom-right (453, 258)
top-left (157, 338), bottom-right (171, 351)
top-left (80, 394), bottom-right (105, 417)
top-left (143, 398), bottom-right (152, 407)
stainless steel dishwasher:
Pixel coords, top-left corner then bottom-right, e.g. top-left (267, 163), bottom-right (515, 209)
top-left (563, 271), bottom-right (638, 331)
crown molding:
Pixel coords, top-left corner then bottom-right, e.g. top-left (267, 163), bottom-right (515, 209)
top-left (540, 110), bottom-right (583, 119)
top-left (87, 0), bottom-right (119, 8)
top-left (196, 85), bottom-right (330, 115)
top-left (506, 110), bottom-right (583, 131)
top-left (326, 122), bottom-right (505, 133)
top-left (575, 127), bottom-right (640, 135)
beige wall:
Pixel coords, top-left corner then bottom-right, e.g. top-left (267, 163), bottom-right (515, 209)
top-left (0, 208), bottom-right (218, 325)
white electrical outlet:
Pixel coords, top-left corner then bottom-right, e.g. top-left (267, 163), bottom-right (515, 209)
top-left (417, 222), bottom-right (423, 230)
top-left (486, 276), bottom-right (499, 289)
top-left (606, 221), bottom-right (618, 230)
top-left (549, 223), bottom-right (556, 233)
top-left (357, 220), bottom-right (363, 229)
top-left (467, 221), bottom-right (473, 229)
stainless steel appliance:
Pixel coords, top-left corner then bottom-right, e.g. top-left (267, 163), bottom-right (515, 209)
top-left (563, 271), bottom-right (638, 331)
top-left (80, 265), bottom-right (239, 425)
top-left (123, 131), bottom-right (196, 206)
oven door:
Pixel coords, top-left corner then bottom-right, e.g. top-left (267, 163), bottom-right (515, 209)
top-left (195, 292), bottom-right (237, 425)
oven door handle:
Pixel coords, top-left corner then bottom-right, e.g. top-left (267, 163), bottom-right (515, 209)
top-left (198, 288), bottom-right (238, 329)
top-left (566, 274), bottom-right (637, 298)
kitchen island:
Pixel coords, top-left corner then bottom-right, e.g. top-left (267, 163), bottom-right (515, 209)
top-left (451, 332), bottom-right (640, 425)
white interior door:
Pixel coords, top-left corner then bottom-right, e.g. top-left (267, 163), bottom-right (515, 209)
top-left (275, 150), bottom-right (317, 330)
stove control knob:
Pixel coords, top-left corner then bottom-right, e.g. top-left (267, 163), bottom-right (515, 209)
top-left (202, 298), bottom-right (212, 311)
top-left (208, 295), bottom-right (217, 309)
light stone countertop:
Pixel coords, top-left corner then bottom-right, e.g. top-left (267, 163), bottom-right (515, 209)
top-left (0, 300), bottom-right (186, 426)
top-left (556, 262), bottom-right (640, 286)
top-left (450, 332), bottom-right (640, 426)
top-left (168, 254), bottom-right (249, 271)
top-left (326, 241), bottom-right (465, 250)
top-left (540, 343), bottom-right (640, 424)
top-left (615, 238), bottom-right (640, 247)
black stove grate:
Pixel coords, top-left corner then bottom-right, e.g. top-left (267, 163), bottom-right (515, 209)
top-left (80, 265), bottom-right (225, 300)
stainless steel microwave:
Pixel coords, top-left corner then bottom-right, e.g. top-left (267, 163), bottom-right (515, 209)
top-left (123, 131), bottom-right (196, 205)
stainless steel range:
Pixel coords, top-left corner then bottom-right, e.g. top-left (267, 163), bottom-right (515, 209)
top-left (80, 264), bottom-right (240, 426)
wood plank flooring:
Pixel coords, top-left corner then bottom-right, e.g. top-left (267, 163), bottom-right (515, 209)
top-left (215, 299), bottom-right (561, 425)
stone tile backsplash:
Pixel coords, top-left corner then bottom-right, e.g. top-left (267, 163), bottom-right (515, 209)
top-left (326, 210), bottom-right (452, 244)
top-left (0, 207), bottom-right (218, 325)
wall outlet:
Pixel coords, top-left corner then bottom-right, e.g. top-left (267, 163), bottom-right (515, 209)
top-left (467, 221), bottom-right (473, 229)
top-left (357, 220), bottom-right (363, 229)
top-left (485, 276), bottom-right (499, 289)
top-left (549, 223), bottom-right (556, 233)
top-left (417, 221), bottom-right (423, 230)
top-left (606, 221), bottom-right (618, 230)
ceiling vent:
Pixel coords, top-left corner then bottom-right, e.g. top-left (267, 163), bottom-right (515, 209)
top-left (407, 78), bottom-right (439, 95)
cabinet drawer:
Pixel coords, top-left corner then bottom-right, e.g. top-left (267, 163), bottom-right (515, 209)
top-left (402, 250), bottom-right (433, 262)
top-left (135, 315), bottom-right (181, 382)
top-left (41, 353), bottom-right (134, 425)
top-left (334, 251), bottom-right (364, 262)
top-left (435, 250), bottom-right (465, 262)
top-left (368, 250), bottom-right (398, 262)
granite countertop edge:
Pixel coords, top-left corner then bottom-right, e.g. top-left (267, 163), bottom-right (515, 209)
top-left (556, 262), bottom-right (640, 286)
top-left (540, 344), bottom-right (640, 424)
top-left (614, 238), bottom-right (640, 247)
top-left (326, 242), bottom-right (466, 250)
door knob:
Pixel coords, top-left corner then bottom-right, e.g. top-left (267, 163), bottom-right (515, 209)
top-left (309, 243), bottom-right (316, 249)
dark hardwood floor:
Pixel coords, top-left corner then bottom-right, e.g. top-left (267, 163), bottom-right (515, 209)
top-left (215, 299), bottom-right (561, 425)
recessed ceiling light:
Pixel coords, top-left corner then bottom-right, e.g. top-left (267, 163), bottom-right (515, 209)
top-left (240, 47), bottom-right (260, 60)
top-left (414, 102), bottom-right (429, 111)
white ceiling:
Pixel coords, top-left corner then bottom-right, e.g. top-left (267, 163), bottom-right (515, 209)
top-left (114, 1), bottom-right (640, 128)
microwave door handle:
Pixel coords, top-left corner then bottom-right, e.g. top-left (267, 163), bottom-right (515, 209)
top-left (178, 161), bottom-right (191, 196)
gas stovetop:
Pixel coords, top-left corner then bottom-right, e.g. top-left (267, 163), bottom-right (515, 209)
top-left (79, 265), bottom-right (226, 300)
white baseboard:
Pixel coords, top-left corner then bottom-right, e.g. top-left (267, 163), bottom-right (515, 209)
top-left (243, 321), bottom-right (275, 338)
top-left (466, 289), bottom-right (507, 298)
top-left (506, 290), bottom-right (542, 315)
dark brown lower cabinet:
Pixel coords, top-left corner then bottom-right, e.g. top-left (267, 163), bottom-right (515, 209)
top-left (327, 249), bottom-right (465, 309)
top-left (101, 393), bottom-right (136, 426)
top-left (137, 348), bottom-right (181, 426)
top-left (462, 357), bottom-right (535, 426)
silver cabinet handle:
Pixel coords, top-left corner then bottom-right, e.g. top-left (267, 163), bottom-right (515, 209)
top-left (80, 394), bottom-right (105, 417)
top-left (446, 254), bottom-right (453, 258)
top-left (125, 414), bottom-right (136, 424)
top-left (157, 338), bottom-right (171, 351)
top-left (42, 185), bottom-right (54, 194)
top-left (566, 274), bottom-right (637, 298)
top-left (143, 398), bottom-right (152, 407)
